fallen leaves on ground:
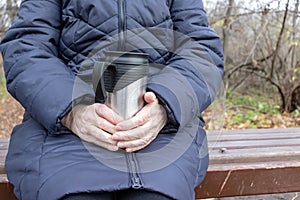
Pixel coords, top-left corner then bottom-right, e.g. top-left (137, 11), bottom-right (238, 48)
top-left (0, 96), bottom-right (24, 137)
top-left (203, 107), bottom-right (300, 130)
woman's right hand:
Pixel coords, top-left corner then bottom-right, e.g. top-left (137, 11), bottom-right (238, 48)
top-left (61, 103), bottom-right (123, 151)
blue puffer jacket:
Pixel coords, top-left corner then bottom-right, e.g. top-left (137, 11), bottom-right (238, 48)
top-left (0, 0), bottom-right (223, 199)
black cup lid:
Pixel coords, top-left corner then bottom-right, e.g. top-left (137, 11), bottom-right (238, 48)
top-left (105, 51), bottom-right (149, 65)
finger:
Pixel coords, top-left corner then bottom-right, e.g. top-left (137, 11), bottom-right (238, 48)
top-left (116, 126), bottom-right (155, 152)
top-left (112, 130), bottom-right (138, 141)
top-left (117, 136), bottom-right (151, 150)
top-left (75, 105), bottom-right (117, 134)
top-left (94, 103), bottom-right (124, 124)
top-left (94, 117), bottom-right (117, 134)
top-left (115, 105), bottom-right (151, 131)
top-left (125, 146), bottom-right (145, 153)
top-left (82, 126), bottom-right (119, 151)
top-left (115, 118), bottom-right (137, 132)
top-left (113, 122), bottom-right (149, 141)
top-left (144, 92), bottom-right (157, 103)
top-left (82, 135), bottom-right (118, 151)
top-left (115, 92), bottom-right (158, 131)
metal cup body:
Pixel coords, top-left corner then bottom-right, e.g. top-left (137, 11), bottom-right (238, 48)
top-left (93, 51), bottom-right (149, 119)
top-left (106, 76), bottom-right (147, 119)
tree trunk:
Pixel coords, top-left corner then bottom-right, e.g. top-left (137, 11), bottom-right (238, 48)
top-left (6, 0), bottom-right (18, 20)
top-left (222, 0), bottom-right (234, 68)
top-left (269, 0), bottom-right (290, 79)
top-left (287, 0), bottom-right (300, 112)
top-left (290, 85), bottom-right (300, 112)
top-left (290, 0), bottom-right (299, 73)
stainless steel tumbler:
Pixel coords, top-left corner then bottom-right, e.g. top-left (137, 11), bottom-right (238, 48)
top-left (93, 51), bottom-right (149, 119)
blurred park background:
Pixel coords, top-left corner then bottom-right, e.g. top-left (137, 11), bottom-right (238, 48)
top-left (0, 0), bottom-right (300, 137)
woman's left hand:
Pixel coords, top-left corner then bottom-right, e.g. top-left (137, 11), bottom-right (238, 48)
top-left (112, 92), bottom-right (167, 152)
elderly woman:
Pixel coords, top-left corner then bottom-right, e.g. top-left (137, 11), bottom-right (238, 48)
top-left (0, 0), bottom-right (223, 199)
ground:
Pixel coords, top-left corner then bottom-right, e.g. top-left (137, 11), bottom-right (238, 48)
top-left (0, 96), bottom-right (24, 137)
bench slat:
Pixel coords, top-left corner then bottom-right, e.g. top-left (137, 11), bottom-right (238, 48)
top-left (207, 127), bottom-right (300, 135)
top-left (208, 132), bottom-right (300, 142)
top-left (209, 160), bottom-right (300, 170)
top-left (196, 165), bottom-right (300, 198)
top-left (209, 138), bottom-right (300, 150)
top-left (0, 128), bottom-right (300, 199)
top-left (0, 137), bottom-right (10, 144)
top-left (195, 128), bottom-right (300, 198)
top-left (209, 146), bottom-right (300, 164)
top-left (0, 174), bottom-right (16, 200)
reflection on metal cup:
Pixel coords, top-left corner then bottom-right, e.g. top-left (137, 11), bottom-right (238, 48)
top-left (93, 51), bottom-right (149, 119)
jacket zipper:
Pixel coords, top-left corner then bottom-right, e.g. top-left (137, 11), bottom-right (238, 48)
top-left (126, 152), bottom-right (143, 189)
top-left (118, 0), bottom-right (143, 189)
top-left (118, 0), bottom-right (125, 51)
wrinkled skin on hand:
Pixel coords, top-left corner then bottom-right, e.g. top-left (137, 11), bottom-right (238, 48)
top-left (113, 92), bottom-right (168, 152)
top-left (62, 92), bottom-right (167, 152)
top-left (61, 103), bottom-right (123, 151)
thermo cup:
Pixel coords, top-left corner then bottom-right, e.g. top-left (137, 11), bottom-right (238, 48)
top-left (93, 51), bottom-right (149, 119)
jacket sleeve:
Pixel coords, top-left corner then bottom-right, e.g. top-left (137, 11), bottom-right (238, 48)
top-left (0, 0), bottom-right (94, 134)
top-left (147, 0), bottom-right (224, 129)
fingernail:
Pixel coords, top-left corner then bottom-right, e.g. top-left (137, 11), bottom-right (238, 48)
top-left (115, 125), bottom-right (121, 131)
top-left (110, 146), bottom-right (119, 152)
top-left (117, 142), bottom-right (124, 148)
top-left (112, 134), bottom-right (119, 140)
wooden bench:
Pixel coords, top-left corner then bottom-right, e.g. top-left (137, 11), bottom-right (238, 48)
top-left (0, 137), bottom-right (16, 200)
top-left (1, 128), bottom-right (300, 200)
top-left (195, 127), bottom-right (300, 199)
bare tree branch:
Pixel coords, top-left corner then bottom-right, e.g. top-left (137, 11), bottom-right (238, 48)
top-left (227, 53), bottom-right (274, 79)
top-left (269, 0), bottom-right (290, 78)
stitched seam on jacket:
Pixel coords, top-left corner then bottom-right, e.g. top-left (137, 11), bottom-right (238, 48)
top-left (7, 24), bottom-right (60, 36)
top-left (59, 38), bottom-right (84, 65)
top-left (127, 15), bottom-right (171, 28)
top-left (171, 7), bottom-right (205, 14)
top-left (173, 162), bottom-right (192, 191)
top-left (36, 133), bottom-right (48, 200)
top-left (63, 14), bottom-right (118, 31)
top-left (61, 14), bottom-right (117, 62)
top-left (21, 0), bottom-right (60, 8)
top-left (175, 27), bottom-right (212, 38)
top-left (123, 18), bottom-right (171, 63)
top-left (125, 32), bottom-right (166, 62)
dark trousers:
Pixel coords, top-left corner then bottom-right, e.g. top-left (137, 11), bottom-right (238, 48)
top-left (61, 189), bottom-right (173, 200)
